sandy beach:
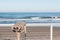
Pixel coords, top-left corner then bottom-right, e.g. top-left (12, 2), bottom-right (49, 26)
top-left (53, 27), bottom-right (60, 40)
top-left (0, 26), bottom-right (50, 40)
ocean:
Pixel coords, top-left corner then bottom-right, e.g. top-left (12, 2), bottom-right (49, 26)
top-left (0, 12), bottom-right (60, 19)
top-left (0, 12), bottom-right (60, 24)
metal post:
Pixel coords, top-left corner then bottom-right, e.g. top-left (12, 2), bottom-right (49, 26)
top-left (50, 24), bottom-right (53, 40)
top-left (16, 32), bottom-right (21, 40)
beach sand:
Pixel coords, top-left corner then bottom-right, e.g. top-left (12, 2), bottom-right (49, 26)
top-left (53, 27), bottom-right (60, 40)
top-left (0, 26), bottom-right (50, 40)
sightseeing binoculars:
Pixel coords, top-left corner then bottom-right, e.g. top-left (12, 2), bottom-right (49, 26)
top-left (12, 21), bottom-right (26, 33)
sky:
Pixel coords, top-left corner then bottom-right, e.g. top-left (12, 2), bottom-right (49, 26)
top-left (0, 0), bottom-right (60, 12)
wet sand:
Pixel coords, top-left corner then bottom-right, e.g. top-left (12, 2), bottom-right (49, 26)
top-left (0, 26), bottom-right (50, 40)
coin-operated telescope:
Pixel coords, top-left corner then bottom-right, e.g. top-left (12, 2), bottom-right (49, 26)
top-left (12, 21), bottom-right (26, 40)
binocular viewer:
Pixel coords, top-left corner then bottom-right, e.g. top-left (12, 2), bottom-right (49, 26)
top-left (12, 21), bottom-right (26, 32)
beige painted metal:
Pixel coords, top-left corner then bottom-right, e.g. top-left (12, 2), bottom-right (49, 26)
top-left (12, 21), bottom-right (26, 40)
top-left (16, 32), bottom-right (21, 40)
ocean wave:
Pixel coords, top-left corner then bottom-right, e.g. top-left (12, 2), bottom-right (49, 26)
top-left (0, 19), bottom-right (60, 24)
top-left (0, 12), bottom-right (60, 19)
top-left (0, 12), bottom-right (60, 24)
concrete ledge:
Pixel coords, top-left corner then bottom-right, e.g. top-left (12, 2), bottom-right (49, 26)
top-left (0, 23), bottom-right (60, 27)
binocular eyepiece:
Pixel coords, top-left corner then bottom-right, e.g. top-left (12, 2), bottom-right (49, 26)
top-left (12, 21), bottom-right (26, 32)
top-left (12, 27), bottom-right (22, 32)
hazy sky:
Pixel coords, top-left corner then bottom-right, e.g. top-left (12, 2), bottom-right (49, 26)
top-left (0, 0), bottom-right (60, 12)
